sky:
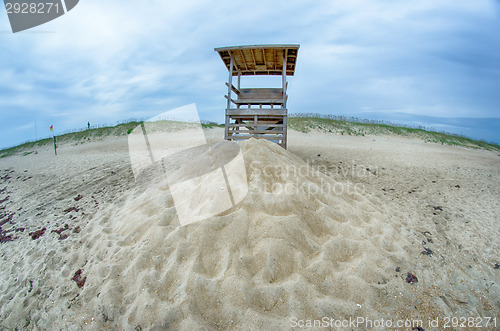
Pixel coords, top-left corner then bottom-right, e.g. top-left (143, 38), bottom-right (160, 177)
top-left (1, 0), bottom-right (499, 149)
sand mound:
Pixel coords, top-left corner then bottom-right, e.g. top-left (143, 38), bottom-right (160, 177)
top-left (0, 135), bottom-right (498, 330)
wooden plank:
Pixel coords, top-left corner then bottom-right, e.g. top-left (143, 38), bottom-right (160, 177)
top-left (227, 124), bottom-right (285, 128)
top-left (228, 118), bottom-right (284, 123)
top-left (226, 55), bottom-right (234, 110)
top-left (228, 135), bottom-right (285, 140)
top-left (283, 116), bottom-right (287, 149)
top-left (239, 49), bottom-right (249, 71)
top-left (224, 95), bottom-right (237, 105)
top-left (228, 114), bottom-right (285, 118)
top-left (215, 44), bottom-right (300, 52)
top-left (238, 88), bottom-right (282, 99)
top-left (236, 88), bottom-right (284, 105)
top-left (224, 115), bottom-right (230, 140)
top-left (273, 49), bottom-right (277, 70)
top-left (250, 49), bottom-right (257, 71)
top-left (215, 44), bottom-right (299, 76)
top-left (225, 82), bottom-right (240, 95)
top-left (228, 118), bottom-right (285, 123)
top-left (282, 51), bottom-right (287, 108)
top-left (227, 109), bottom-right (286, 116)
top-left (241, 71), bottom-right (285, 76)
top-left (229, 129), bottom-right (284, 134)
top-left (234, 99), bottom-right (283, 105)
top-left (225, 55), bottom-right (234, 141)
top-left (282, 52), bottom-right (288, 149)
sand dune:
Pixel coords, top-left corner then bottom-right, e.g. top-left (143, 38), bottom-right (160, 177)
top-left (0, 129), bottom-right (499, 330)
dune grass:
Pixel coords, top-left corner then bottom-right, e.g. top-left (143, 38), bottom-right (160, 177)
top-left (1, 116), bottom-right (497, 158)
top-left (0, 121), bottom-right (224, 158)
top-left (0, 122), bottom-right (143, 159)
top-left (288, 114), bottom-right (500, 151)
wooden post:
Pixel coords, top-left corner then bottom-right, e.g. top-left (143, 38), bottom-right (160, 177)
top-left (283, 116), bottom-right (287, 149)
top-left (237, 70), bottom-right (241, 109)
top-left (282, 50), bottom-right (287, 108)
top-left (225, 115), bottom-right (230, 140)
top-left (227, 54), bottom-right (234, 110)
top-left (282, 50), bottom-right (288, 149)
top-left (53, 136), bottom-right (57, 155)
top-left (225, 55), bottom-right (234, 141)
top-left (254, 115), bottom-right (257, 137)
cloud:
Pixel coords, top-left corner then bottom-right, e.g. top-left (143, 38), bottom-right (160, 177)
top-left (1, 0), bottom-right (499, 148)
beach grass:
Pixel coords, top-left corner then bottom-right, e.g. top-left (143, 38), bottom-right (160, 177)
top-left (1, 116), bottom-right (497, 159)
top-left (0, 121), bottom-right (224, 158)
top-left (0, 122), bottom-right (142, 159)
top-left (288, 115), bottom-right (500, 151)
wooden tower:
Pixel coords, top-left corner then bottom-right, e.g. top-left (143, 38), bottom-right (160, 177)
top-left (215, 44), bottom-right (299, 149)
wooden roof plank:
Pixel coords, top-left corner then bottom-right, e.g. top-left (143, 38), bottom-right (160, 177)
top-left (215, 44), bottom-right (299, 52)
top-left (215, 44), bottom-right (299, 76)
top-left (273, 49), bottom-right (277, 71)
top-left (250, 48), bottom-right (257, 72)
top-left (262, 48), bottom-right (267, 70)
top-left (239, 49), bottom-right (249, 72)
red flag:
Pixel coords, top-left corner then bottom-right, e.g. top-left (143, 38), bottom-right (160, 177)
top-left (50, 125), bottom-right (53, 132)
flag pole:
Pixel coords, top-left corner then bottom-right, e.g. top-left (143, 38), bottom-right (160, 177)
top-left (50, 125), bottom-right (57, 155)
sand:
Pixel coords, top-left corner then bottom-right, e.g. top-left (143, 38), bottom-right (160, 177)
top-left (0, 128), bottom-right (499, 330)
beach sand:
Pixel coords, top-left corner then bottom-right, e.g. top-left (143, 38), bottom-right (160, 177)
top-left (0, 128), bottom-right (499, 330)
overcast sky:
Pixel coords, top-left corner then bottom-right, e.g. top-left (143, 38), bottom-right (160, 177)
top-left (1, 0), bottom-right (499, 149)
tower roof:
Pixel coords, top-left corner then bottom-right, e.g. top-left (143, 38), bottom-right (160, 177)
top-left (214, 44), bottom-right (300, 76)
